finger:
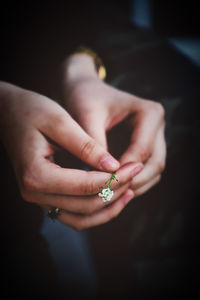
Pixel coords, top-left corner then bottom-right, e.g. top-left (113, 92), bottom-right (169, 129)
top-left (22, 159), bottom-right (143, 196)
top-left (134, 175), bottom-right (161, 197)
top-left (130, 126), bottom-right (166, 190)
top-left (80, 113), bottom-right (108, 150)
top-left (40, 107), bottom-right (118, 172)
top-left (29, 182), bottom-right (131, 215)
top-left (58, 189), bottom-right (134, 230)
top-left (120, 103), bottom-right (164, 164)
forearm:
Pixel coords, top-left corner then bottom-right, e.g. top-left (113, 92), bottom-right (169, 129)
top-left (62, 54), bottom-right (100, 100)
top-left (63, 54), bottom-right (98, 82)
top-left (0, 81), bottom-right (16, 134)
top-left (0, 82), bottom-right (25, 147)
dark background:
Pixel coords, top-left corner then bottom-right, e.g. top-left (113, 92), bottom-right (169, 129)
top-left (0, 1), bottom-right (200, 299)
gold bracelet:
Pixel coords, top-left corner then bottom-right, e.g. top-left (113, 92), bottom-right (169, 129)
top-left (69, 45), bottom-right (106, 81)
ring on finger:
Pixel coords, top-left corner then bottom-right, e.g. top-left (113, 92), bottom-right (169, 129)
top-left (48, 207), bottom-right (61, 221)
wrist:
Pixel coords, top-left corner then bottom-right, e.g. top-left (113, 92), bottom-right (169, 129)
top-left (0, 82), bottom-right (13, 141)
top-left (0, 82), bottom-right (27, 139)
top-left (62, 54), bottom-right (103, 102)
top-left (63, 54), bottom-right (99, 85)
top-left (0, 81), bottom-right (15, 122)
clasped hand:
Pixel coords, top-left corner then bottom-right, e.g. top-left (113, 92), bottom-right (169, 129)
top-left (64, 54), bottom-right (166, 200)
top-left (0, 55), bottom-right (166, 230)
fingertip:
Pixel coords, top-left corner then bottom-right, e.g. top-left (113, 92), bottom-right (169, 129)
top-left (99, 155), bottom-right (120, 172)
top-left (123, 188), bottom-right (134, 205)
top-left (117, 161), bottom-right (144, 179)
top-left (132, 163), bottom-right (144, 177)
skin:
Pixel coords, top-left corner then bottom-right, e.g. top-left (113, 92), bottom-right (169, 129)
top-left (62, 54), bottom-right (166, 198)
top-left (0, 81), bottom-right (143, 230)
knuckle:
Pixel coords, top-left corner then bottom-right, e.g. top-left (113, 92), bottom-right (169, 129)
top-left (80, 139), bottom-right (97, 162)
top-left (144, 101), bottom-right (165, 119)
top-left (156, 160), bottom-right (166, 173)
top-left (156, 103), bottom-right (165, 118)
top-left (82, 178), bottom-right (97, 195)
top-left (21, 169), bottom-right (42, 192)
top-left (138, 146), bottom-right (151, 162)
top-left (50, 111), bottom-right (70, 135)
top-left (152, 102), bottom-right (165, 118)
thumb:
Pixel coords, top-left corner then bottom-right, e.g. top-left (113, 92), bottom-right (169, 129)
top-left (119, 112), bottom-right (159, 165)
top-left (41, 109), bottom-right (119, 172)
top-left (80, 114), bottom-right (108, 150)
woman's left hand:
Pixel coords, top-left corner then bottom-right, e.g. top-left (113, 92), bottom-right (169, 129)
top-left (62, 54), bottom-right (166, 197)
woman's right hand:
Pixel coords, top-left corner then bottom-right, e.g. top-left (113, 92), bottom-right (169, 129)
top-left (0, 82), bottom-right (143, 230)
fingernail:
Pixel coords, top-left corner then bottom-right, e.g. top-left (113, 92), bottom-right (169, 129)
top-left (125, 190), bottom-right (134, 204)
top-left (124, 163), bottom-right (143, 177)
top-left (131, 164), bottom-right (143, 177)
top-left (99, 155), bottom-right (120, 171)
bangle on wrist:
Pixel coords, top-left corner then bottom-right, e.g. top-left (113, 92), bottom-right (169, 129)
top-left (69, 45), bottom-right (106, 81)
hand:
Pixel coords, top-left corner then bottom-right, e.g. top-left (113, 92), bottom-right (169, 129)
top-left (62, 54), bottom-right (166, 197)
top-left (0, 82), bottom-right (143, 230)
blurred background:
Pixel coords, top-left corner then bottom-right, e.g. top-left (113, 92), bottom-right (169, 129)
top-left (87, 1), bottom-right (200, 299)
top-left (130, 0), bottom-right (200, 67)
top-left (1, 1), bottom-right (199, 299)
